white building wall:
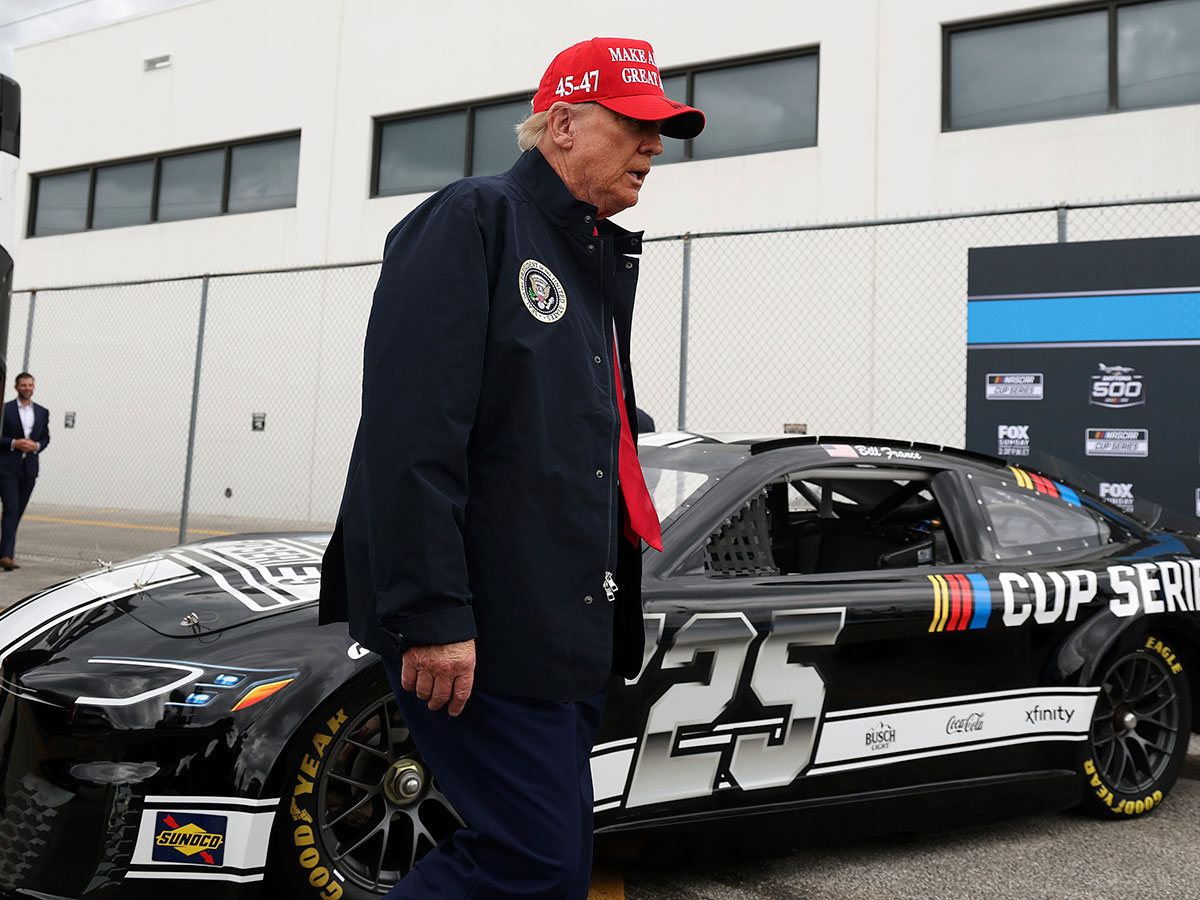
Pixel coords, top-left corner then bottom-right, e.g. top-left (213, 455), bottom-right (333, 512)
top-left (3, 0), bottom-right (1198, 523)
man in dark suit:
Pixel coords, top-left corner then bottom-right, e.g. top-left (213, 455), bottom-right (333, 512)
top-left (0, 372), bottom-right (50, 570)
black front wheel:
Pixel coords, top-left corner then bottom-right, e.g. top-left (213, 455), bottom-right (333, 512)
top-left (1077, 634), bottom-right (1192, 818)
top-left (267, 670), bottom-right (462, 899)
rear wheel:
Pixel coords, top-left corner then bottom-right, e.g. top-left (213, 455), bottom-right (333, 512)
top-left (267, 671), bottom-right (461, 899)
top-left (1077, 634), bottom-right (1192, 818)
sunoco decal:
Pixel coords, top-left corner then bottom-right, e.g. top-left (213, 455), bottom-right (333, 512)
top-left (986, 373), bottom-right (1043, 400)
top-left (152, 812), bottom-right (226, 865)
top-left (130, 795), bottom-right (276, 882)
top-left (1085, 428), bottom-right (1149, 458)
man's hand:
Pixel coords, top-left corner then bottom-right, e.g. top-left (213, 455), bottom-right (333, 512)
top-left (400, 639), bottom-right (476, 716)
top-left (12, 439), bottom-right (36, 453)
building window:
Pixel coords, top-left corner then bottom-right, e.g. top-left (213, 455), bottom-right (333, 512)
top-left (680, 51), bottom-right (819, 162)
top-left (28, 132), bottom-right (300, 237)
top-left (371, 48), bottom-right (819, 196)
top-left (373, 96), bottom-right (529, 197)
top-left (946, 0), bottom-right (1200, 131)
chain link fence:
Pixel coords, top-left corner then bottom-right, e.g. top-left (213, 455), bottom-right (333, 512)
top-left (6, 196), bottom-right (1199, 563)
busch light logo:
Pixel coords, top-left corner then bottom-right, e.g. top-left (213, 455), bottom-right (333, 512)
top-left (865, 721), bottom-right (896, 753)
top-left (1100, 482), bottom-right (1135, 512)
top-left (1086, 428), bottom-right (1149, 458)
top-left (997, 424), bottom-right (1030, 457)
top-left (1090, 364), bottom-right (1144, 408)
top-left (986, 373), bottom-right (1043, 400)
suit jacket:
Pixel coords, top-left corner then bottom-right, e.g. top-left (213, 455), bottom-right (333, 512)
top-left (0, 400), bottom-right (50, 478)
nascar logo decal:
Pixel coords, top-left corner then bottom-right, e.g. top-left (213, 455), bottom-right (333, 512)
top-left (985, 373), bottom-right (1043, 400)
top-left (152, 812), bottom-right (226, 865)
top-left (519, 260), bottom-right (566, 323)
top-left (927, 573), bottom-right (992, 632)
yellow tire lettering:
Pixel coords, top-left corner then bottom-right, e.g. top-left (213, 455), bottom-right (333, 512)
top-left (327, 709), bottom-right (347, 734)
top-left (312, 732), bottom-right (331, 757)
top-left (1084, 759), bottom-right (1096, 775)
top-left (294, 774), bottom-right (314, 797)
top-left (300, 755), bottom-right (320, 778)
top-left (322, 884), bottom-right (344, 900)
top-left (1172, 663), bottom-right (1183, 674)
top-left (1135, 799), bottom-right (1145, 814)
top-left (299, 847), bottom-right (321, 868)
top-left (1153, 790), bottom-right (1163, 803)
top-left (294, 824), bottom-right (314, 847)
top-left (309, 867), bottom-right (330, 887)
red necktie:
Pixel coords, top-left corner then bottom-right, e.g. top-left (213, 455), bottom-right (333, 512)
top-left (613, 341), bottom-right (662, 551)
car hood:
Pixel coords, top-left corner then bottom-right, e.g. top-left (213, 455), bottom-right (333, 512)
top-left (0, 534), bottom-right (331, 663)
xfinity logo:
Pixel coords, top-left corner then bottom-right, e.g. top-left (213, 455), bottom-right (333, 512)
top-left (997, 425), bottom-right (1030, 457)
top-left (1100, 482), bottom-right (1133, 500)
top-left (1025, 705), bottom-right (1075, 725)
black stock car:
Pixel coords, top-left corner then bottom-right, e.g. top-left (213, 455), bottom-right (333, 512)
top-left (3, 434), bottom-right (1200, 899)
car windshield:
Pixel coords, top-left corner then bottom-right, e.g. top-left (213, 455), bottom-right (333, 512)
top-left (643, 467), bottom-right (711, 522)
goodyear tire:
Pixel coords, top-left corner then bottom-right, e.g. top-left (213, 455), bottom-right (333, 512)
top-left (1077, 633), bottom-right (1192, 818)
top-left (266, 670), bottom-right (462, 898)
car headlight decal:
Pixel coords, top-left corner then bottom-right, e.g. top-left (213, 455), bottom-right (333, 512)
top-left (231, 678), bottom-right (295, 711)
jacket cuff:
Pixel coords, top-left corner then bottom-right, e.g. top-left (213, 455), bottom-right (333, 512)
top-left (380, 605), bottom-right (477, 647)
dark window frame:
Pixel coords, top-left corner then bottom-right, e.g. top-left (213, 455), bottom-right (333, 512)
top-left (369, 45), bottom-right (821, 196)
top-left (659, 45), bottom-right (820, 163)
top-left (27, 130), bottom-right (301, 237)
top-left (942, 0), bottom-right (1198, 131)
top-left (371, 93), bottom-right (532, 198)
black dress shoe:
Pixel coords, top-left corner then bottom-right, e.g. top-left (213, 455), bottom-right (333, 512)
top-left (0, 558), bottom-right (14, 571)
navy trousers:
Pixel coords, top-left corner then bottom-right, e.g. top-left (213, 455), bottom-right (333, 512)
top-left (382, 657), bottom-right (606, 899)
top-left (0, 472), bottom-right (35, 559)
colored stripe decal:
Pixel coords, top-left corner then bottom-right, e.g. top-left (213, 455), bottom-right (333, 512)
top-left (1057, 484), bottom-right (1081, 506)
top-left (966, 574), bottom-right (992, 629)
top-left (947, 576), bottom-right (962, 631)
top-left (928, 575), bottom-right (942, 632)
top-left (935, 575), bottom-right (951, 632)
top-left (967, 292), bottom-right (1200, 344)
top-left (955, 574), bottom-right (974, 631)
top-left (1009, 467), bottom-right (1033, 490)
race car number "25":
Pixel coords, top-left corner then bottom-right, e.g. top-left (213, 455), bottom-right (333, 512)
top-left (625, 608), bottom-right (845, 809)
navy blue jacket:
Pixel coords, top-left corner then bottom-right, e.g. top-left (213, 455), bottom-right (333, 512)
top-left (319, 149), bottom-right (647, 702)
top-left (0, 400), bottom-right (50, 478)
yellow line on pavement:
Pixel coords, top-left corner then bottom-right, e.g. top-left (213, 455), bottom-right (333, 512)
top-left (24, 515), bottom-right (233, 536)
top-left (589, 864), bottom-right (625, 900)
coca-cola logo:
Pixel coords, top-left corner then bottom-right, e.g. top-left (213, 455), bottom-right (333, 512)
top-left (864, 721), bottom-right (896, 752)
top-left (946, 712), bottom-right (985, 734)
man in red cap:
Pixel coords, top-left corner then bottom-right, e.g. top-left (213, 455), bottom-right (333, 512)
top-left (321, 36), bottom-right (703, 898)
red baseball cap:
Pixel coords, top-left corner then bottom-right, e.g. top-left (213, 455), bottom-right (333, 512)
top-left (533, 37), bottom-right (705, 140)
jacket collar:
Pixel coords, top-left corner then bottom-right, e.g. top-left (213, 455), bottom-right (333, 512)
top-left (510, 148), bottom-right (644, 256)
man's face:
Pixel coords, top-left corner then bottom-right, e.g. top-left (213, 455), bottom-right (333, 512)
top-left (560, 105), bottom-right (663, 219)
top-left (14, 378), bottom-right (33, 401)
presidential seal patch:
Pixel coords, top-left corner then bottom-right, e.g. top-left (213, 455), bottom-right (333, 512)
top-left (519, 260), bottom-right (566, 323)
